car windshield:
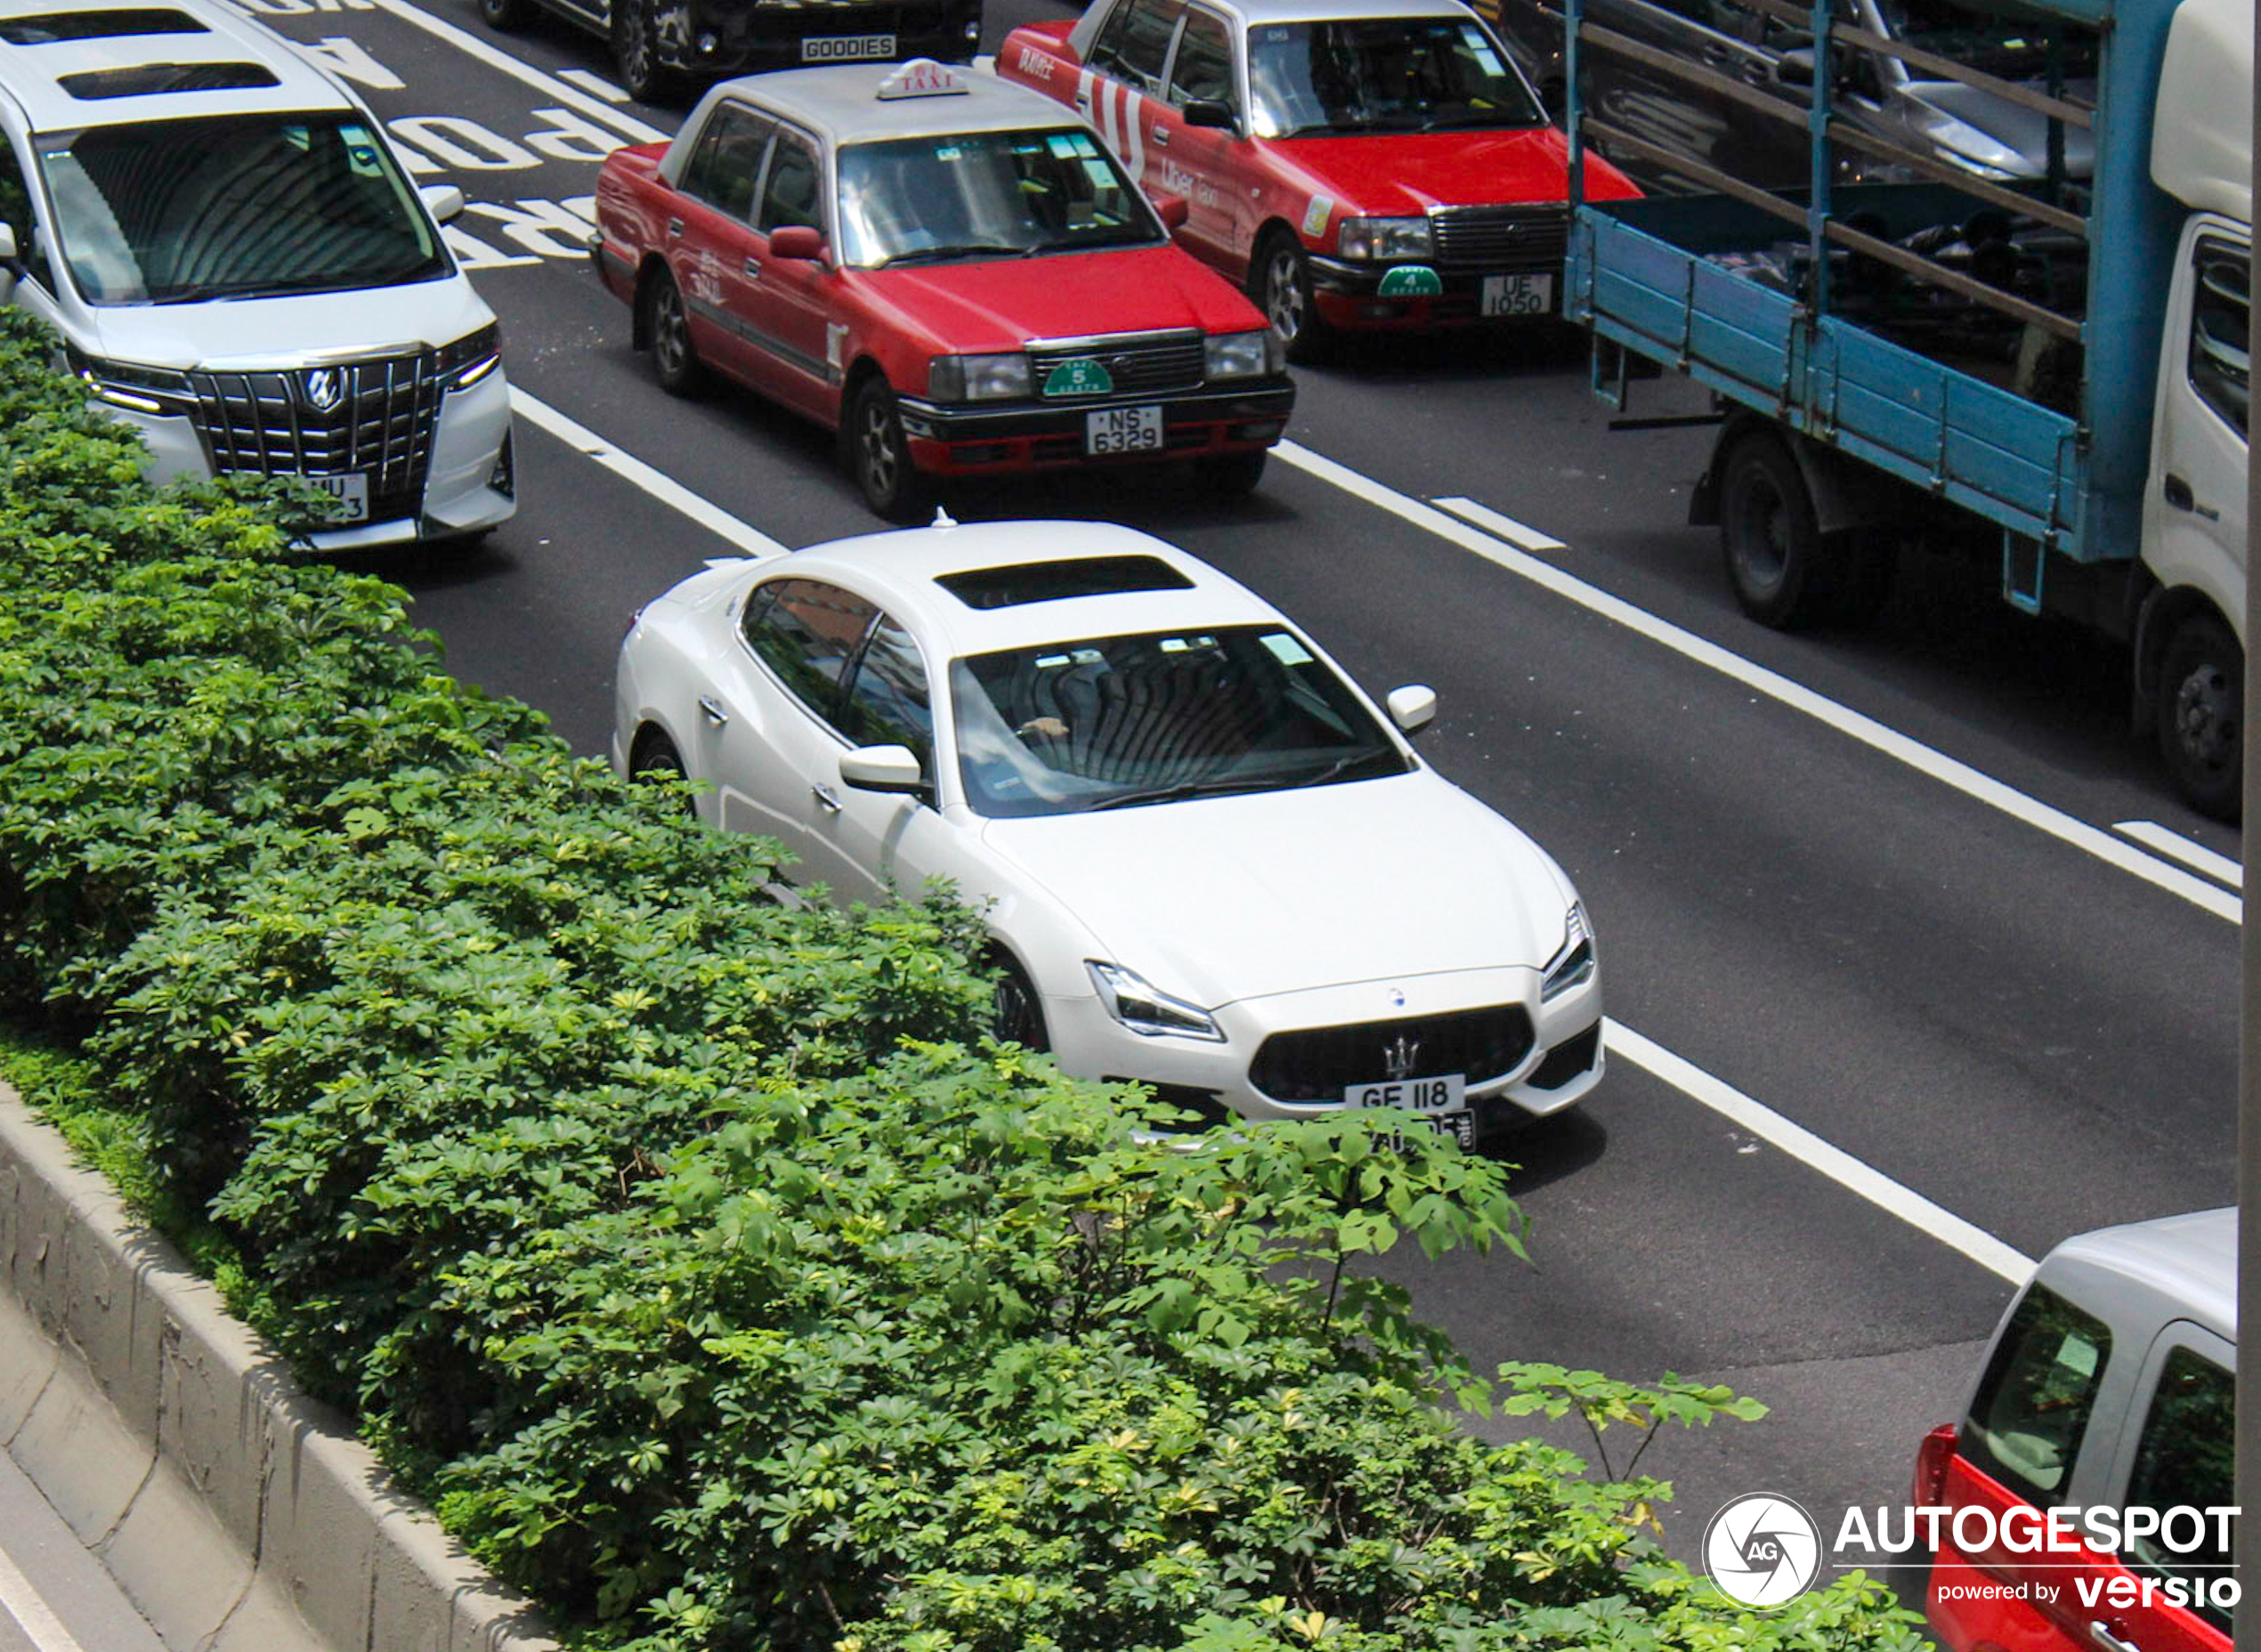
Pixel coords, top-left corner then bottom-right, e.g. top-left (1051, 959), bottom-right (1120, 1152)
top-left (950, 624), bottom-right (1409, 818)
top-left (1874, 0), bottom-right (2098, 79)
top-left (36, 113), bottom-right (445, 305)
top-left (836, 128), bottom-right (1163, 268)
top-left (1247, 16), bottom-right (1546, 138)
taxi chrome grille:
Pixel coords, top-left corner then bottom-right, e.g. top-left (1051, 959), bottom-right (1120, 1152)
top-left (1250, 1005), bottom-right (1536, 1104)
top-left (188, 349), bottom-right (442, 522)
top-left (1429, 205), bottom-right (1569, 271)
top-left (1028, 329), bottom-right (1205, 396)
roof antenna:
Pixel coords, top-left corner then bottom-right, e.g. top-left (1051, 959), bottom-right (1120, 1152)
top-left (931, 506), bottom-right (958, 529)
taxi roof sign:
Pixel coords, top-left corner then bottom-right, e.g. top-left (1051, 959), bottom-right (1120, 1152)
top-left (875, 58), bottom-right (967, 98)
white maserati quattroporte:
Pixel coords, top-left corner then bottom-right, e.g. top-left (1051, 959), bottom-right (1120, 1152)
top-left (612, 519), bottom-right (1602, 1140)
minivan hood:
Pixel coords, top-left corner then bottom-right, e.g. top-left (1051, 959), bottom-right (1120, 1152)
top-left (977, 772), bottom-right (1572, 1007)
top-left (80, 274), bottom-right (492, 369)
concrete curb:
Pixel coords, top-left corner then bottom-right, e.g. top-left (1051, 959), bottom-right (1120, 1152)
top-left (0, 1084), bottom-right (557, 1652)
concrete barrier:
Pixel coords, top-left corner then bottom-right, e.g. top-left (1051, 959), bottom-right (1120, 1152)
top-left (0, 1083), bottom-right (556, 1652)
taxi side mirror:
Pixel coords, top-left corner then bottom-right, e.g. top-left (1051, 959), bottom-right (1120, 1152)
top-left (1182, 98), bottom-right (1235, 131)
top-left (769, 224), bottom-right (826, 262)
top-left (418, 184), bottom-right (466, 225)
top-left (1152, 192), bottom-right (1190, 231)
top-left (840, 744), bottom-right (924, 795)
top-left (1386, 684), bottom-right (1437, 733)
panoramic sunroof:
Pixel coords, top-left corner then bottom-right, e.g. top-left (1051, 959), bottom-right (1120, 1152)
top-left (936, 555), bottom-right (1195, 610)
top-left (0, 9), bottom-right (207, 43)
top-left (57, 59), bottom-right (276, 96)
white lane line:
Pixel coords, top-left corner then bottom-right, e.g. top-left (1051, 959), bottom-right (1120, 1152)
top-left (1433, 494), bottom-right (1568, 553)
top-left (369, 0), bottom-right (668, 143)
top-left (557, 67), bottom-right (630, 101)
top-left (1606, 1019), bottom-right (2036, 1284)
top-left (2114, 820), bottom-right (2241, 889)
top-left (0, 1544), bottom-right (91, 1652)
top-left (510, 388), bottom-right (788, 560)
top-left (1277, 440), bottom-right (2242, 927)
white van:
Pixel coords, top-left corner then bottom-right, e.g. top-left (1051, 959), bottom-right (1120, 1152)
top-left (0, 0), bottom-right (515, 547)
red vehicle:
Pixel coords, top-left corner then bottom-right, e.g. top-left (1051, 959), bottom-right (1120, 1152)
top-left (997, 0), bottom-right (1641, 360)
top-left (591, 59), bottom-right (1295, 519)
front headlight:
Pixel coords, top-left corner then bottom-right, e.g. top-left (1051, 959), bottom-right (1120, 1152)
top-left (439, 321), bottom-right (502, 389)
top-left (64, 346), bottom-right (192, 415)
top-left (1087, 960), bottom-right (1226, 1041)
top-left (1203, 328), bottom-right (1278, 379)
top-left (927, 352), bottom-right (1032, 401)
top-left (1540, 901), bottom-right (1595, 1001)
top-left (1338, 215), bottom-right (1432, 261)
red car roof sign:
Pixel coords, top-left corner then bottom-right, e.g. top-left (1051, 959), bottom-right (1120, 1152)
top-left (876, 59), bottom-right (966, 98)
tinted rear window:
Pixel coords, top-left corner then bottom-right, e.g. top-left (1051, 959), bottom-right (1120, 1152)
top-left (1961, 1284), bottom-right (2111, 1505)
top-left (936, 555), bottom-right (1195, 609)
top-left (56, 61), bottom-right (279, 98)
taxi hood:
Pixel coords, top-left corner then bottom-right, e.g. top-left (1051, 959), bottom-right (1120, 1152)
top-left (1265, 126), bottom-right (1637, 215)
top-left (854, 244), bottom-right (1265, 352)
top-left (977, 772), bottom-right (1573, 1007)
top-left (78, 275), bottom-right (494, 372)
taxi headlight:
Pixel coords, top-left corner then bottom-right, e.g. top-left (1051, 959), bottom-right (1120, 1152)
top-left (928, 352), bottom-right (1031, 401)
top-left (1203, 329), bottom-right (1275, 379)
top-left (1540, 900), bottom-right (1596, 1001)
top-left (1338, 215), bottom-right (1432, 261)
top-left (1087, 960), bottom-right (1226, 1041)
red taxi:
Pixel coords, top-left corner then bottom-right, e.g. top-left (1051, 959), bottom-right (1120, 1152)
top-left (997, 0), bottom-right (1641, 359)
top-left (592, 59), bottom-right (1295, 519)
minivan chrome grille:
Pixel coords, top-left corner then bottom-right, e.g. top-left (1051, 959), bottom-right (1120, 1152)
top-left (187, 349), bottom-right (442, 522)
top-left (1428, 205), bottom-right (1570, 271)
top-left (1249, 1005), bottom-right (1536, 1104)
top-left (1028, 329), bottom-right (1206, 396)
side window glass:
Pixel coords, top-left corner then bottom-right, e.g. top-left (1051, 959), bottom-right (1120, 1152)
top-left (842, 616), bottom-right (934, 765)
top-left (2124, 1343), bottom-right (2233, 1631)
top-left (2189, 238), bottom-right (2249, 438)
top-left (1960, 1285), bottom-right (2111, 1506)
top-left (757, 129), bottom-right (823, 235)
top-left (1167, 11), bottom-right (1236, 109)
top-left (1088, 0), bottom-right (1137, 74)
top-left (743, 579), bottom-right (876, 728)
top-left (1110, 0), bottom-right (1185, 89)
top-left (680, 103), bottom-right (773, 223)
top-left (0, 137), bottom-right (51, 290)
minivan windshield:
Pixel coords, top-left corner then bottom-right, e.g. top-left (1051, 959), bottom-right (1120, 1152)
top-left (835, 128), bottom-right (1162, 268)
top-left (37, 114), bottom-right (445, 304)
top-left (1247, 17), bottom-right (1546, 138)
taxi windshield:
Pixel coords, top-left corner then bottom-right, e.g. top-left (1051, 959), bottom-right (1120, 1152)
top-left (36, 114), bottom-right (445, 305)
top-left (1246, 17), bottom-right (1547, 137)
top-left (835, 128), bottom-right (1163, 268)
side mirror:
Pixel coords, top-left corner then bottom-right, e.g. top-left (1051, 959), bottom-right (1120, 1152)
top-left (1386, 684), bottom-right (1437, 734)
top-left (839, 743), bottom-right (924, 794)
top-left (1152, 191), bottom-right (1190, 231)
top-left (1182, 98), bottom-right (1235, 131)
top-left (768, 223), bottom-right (826, 262)
top-left (0, 223), bottom-right (18, 263)
top-left (419, 183), bottom-right (466, 225)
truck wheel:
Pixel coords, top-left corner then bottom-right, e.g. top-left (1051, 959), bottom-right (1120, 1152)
top-left (612, 0), bottom-right (678, 102)
top-left (848, 377), bottom-right (936, 523)
top-left (1252, 231), bottom-right (1329, 364)
top-left (642, 268), bottom-right (705, 397)
top-left (1718, 433), bottom-right (1841, 629)
top-left (2156, 611), bottom-right (2243, 822)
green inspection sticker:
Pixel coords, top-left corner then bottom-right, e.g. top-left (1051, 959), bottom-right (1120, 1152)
top-left (1377, 265), bottom-right (1443, 298)
top-left (1042, 358), bottom-right (1114, 396)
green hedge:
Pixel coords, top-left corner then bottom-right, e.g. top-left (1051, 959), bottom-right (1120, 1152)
top-left (0, 311), bottom-right (1924, 1651)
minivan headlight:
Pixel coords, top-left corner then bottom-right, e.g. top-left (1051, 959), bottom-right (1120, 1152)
top-left (439, 321), bottom-right (501, 389)
top-left (1541, 901), bottom-right (1595, 1001)
top-left (64, 346), bottom-right (192, 414)
top-left (1338, 215), bottom-right (1432, 261)
top-left (1087, 960), bottom-right (1225, 1041)
top-left (1203, 329), bottom-right (1277, 379)
top-left (928, 352), bottom-right (1031, 401)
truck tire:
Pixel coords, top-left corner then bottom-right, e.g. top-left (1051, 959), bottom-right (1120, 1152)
top-left (2156, 611), bottom-right (2243, 822)
top-left (1718, 432), bottom-right (1843, 629)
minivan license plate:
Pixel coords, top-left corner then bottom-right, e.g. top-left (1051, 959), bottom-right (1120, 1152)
top-left (1086, 404), bottom-right (1163, 455)
top-left (801, 32), bottom-right (894, 60)
top-left (1349, 1073), bottom-right (1465, 1112)
top-left (309, 472), bottom-right (369, 522)
top-left (1481, 272), bottom-right (1553, 317)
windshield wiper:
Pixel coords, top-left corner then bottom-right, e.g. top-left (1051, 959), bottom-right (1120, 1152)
top-left (873, 241), bottom-right (1030, 268)
top-left (1084, 774), bottom-right (1278, 812)
top-left (1286, 749), bottom-right (1402, 789)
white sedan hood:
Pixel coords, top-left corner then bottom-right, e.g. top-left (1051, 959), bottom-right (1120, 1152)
top-left (82, 276), bottom-right (491, 369)
top-left (978, 772), bottom-right (1571, 1007)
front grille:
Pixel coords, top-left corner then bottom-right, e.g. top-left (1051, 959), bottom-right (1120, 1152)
top-left (1250, 1005), bottom-right (1536, 1104)
top-left (1028, 330), bottom-right (1205, 397)
top-left (1429, 205), bottom-right (1569, 271)
top-left (187, 350), bottom-right (442, 523)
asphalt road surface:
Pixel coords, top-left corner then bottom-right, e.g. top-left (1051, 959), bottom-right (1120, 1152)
top-left (207, 0), bottom-right (2241, 1599)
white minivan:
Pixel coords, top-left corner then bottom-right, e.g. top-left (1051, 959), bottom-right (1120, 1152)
top-left (0, 0), bottom-right (515, 547)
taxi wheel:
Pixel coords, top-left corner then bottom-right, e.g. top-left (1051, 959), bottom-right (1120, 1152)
top-left (1194, 449), bottom-right (1267, 498)
top-left (643, 270), bottom-right (705, 397)
top-left (849, 378), bottom-right (936, 523)
top-left (1254, 231), bottom-right (1328, 364)
top-left (478, 0), bottom-right (527, 29)
top-left (611, 0), bottom-right (677, 102)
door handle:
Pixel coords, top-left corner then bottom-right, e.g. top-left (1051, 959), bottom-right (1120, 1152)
top-left (811, 781), bottom-right (841, 813)
top-left (697, 695), bottom-right (728, 727)
top-left (742, 256), bottom-right (762, 278)
top-left (2088, 1621), bottom-right (2142, 1652)
top-left (2164, 473), bottom-right (2221, 520)
top-left (666, 216), bottom-right (684, 239)
top-left (1151, 124), bottom-right (1170, 142)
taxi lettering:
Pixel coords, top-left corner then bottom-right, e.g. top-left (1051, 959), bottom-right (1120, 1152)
top-left (1016, 45), bottom-right (1055, 79)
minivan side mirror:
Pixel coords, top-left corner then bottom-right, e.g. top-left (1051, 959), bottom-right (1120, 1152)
top-left (1386, 684), bottom-right (1437, 733)
top-left (418, 184), bottom-right (466, 225)
top-left (839, 744), bottom-right (924, 795)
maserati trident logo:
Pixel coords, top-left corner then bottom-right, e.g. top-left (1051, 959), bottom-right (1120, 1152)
top-left (1382, 1034), bottom-right (1421, 1082)
top-left (300, 368), bottom-right (345, 414)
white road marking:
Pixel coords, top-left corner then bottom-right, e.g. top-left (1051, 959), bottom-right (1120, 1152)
top-left (0, 1544), bottom-right (91, 1652)
top-left (509, 389), bottom-right (789, 561)
top-left (1432, 494), bottom-right (1567, 553)
top-left (369, 0), bottom-right (668, 144)
top-left (1276, 440), bottom-right (2243, 927)
top-left (2114, 820), bottom-right (2241, 889)
top-left (1605, 1020), bottom-right (2037, 1284)
top-left (556, 67), bottom-right (630, 101)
